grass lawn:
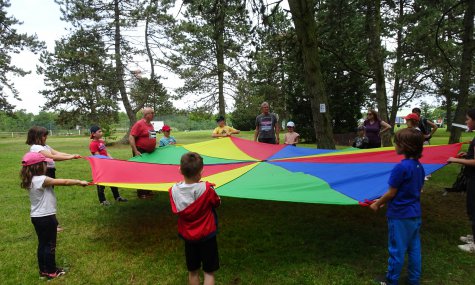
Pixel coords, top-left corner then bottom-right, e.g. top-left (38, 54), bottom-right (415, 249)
top-left (1, 130), bottom-right (474, 284)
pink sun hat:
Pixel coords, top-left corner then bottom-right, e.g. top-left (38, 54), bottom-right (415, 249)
top-left (22, 152), bottom-right (53, 166)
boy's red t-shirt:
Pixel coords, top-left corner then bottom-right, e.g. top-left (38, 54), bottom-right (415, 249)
top-left (130, 119), bottom-right (156, 152)
top-left (89, 139), bottom-right (108, 156)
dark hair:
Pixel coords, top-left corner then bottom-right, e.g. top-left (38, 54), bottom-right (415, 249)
top-left (20, 162), bottom-right (47, 189)
top-left (394, 128), bottom-right (424, 159)
top-left (216, 116), bottom-right (225, 123)
top-left (26, 126), bottom-right (49, 146)
top-left (467, 109), bottom-right (475, 120)
top-left (367, 109), bottom-right (380, 122)
top-left (412, 107), bottom-right (421, 114)
top-left (180, 152), bottom-right (204, 179)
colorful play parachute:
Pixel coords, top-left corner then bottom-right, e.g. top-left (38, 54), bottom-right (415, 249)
top-left (85, 137), bottom-right (461, 205)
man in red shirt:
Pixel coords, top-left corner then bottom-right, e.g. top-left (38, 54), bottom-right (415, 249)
top-left (129, 107), bottom-right (157, 198)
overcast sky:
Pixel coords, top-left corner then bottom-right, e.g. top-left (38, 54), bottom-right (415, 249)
top-left (7, 0), bottom-right (68, 114)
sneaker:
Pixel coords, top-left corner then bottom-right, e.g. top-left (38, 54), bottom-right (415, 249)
top-left (116, 197), bottom-right (128, 202)
top-left (373, 274), bottom-right (389, 285)
top-left (458, 242), bottom-right (475, 253)
top-left (139, 194), bottom-right (153, 199)
top-left (56, 226), bottom-right (64, 232)
top-left (460, 235), bottom-right (474, 243)
top-left (40, 268), bottom-right (66, 280)
top-left (100, 201), bottom-right (111, 206)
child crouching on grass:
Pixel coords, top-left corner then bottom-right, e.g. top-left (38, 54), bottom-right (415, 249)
top-left (169, 152), bottom-right (221, 285)
top-left (20, 152), bottom-right (88, 280)
top-left (370, 128), bottom-right (425, 285)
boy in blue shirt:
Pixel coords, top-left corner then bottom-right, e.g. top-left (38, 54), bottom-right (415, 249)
top-left (159, 125), bottom-right (177, 147)
top-left (370, 128), bottom-right (425, 285)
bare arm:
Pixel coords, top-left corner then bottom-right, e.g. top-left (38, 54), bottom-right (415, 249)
top-left (43, 177), bottom-right (89, 187)
top-left (254, 126), bottom-right (259, 141)
top-left (275, 124), bottom-right (280, 144)
top-left (448, 157), bottom-right (475, 167)
top-left (427, 120), bottom-right (438, 138)
top-left (294, 134), bottom-right (300, 144)
top-left (40, 150), bottom-right (80, 161)
top-left (369, 187), bottom-right (398, 211)
top-left (212, 131), bottom-right (228, 138)
top-left (129, 134), bottom-right (141, 156)
top-left (380, 121), bottom-right (391, 133)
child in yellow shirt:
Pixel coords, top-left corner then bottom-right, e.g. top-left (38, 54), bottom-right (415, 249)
top-left (212, 116), bottom-right (240, 138)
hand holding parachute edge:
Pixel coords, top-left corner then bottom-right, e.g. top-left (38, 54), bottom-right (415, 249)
top-left (358, 199), bottom-right (376, 207)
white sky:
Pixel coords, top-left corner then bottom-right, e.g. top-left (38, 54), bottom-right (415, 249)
top-left (6, 0), bottom-right (67, 113)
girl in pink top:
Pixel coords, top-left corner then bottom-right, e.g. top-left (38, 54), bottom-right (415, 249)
top-left (284, 121), bottom-right (300, 146)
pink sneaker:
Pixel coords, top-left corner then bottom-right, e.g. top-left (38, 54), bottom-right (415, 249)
top-left (40, 268), bottom-right (66, 280)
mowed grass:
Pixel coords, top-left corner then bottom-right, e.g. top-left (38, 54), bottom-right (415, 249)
top-left (1, 130), bottom-right (474, 284)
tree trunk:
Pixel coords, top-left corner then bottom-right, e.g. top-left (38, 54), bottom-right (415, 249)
top-left (145, 0), bottom-right (157, 112)
top-left (215, 0), bottom-right (226, 117)
top-left (366, 0), bottom-right (392, 146)
top-left (441, 69), bottom-right (453, 131)
top-left (389, 0), bottom-right (404, 128)
top-left (288, 0), bottom-right (335, 149)
top-left (449, 0), bottom-right (475, 143)
top-left (114, 0), bottom-right (136, 143)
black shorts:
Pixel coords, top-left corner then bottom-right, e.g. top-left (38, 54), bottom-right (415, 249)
top-left (184, 236), bottom-right (219, 273)
top-left (258, 137), bottom-right (276, 144)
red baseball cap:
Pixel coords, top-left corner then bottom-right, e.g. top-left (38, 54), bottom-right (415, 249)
top-left (161, 125), bottom-right (171, 132)
top-left (404, 113), bottom-right (419, 121)
top-left (22, 152), bottom-right (53, 166)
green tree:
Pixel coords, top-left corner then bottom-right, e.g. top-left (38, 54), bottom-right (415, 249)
top-left (365, 0), bottom-right (392, 146)
top-left (55, 0), bottom-right (152, 141)
top-left (287, 0), bottom-right (335, 148)
top-left (129, 77), bottom-right (175, 116)
top-left (239, 8), bottom-right (299, 129)
top-left (449, 0), bottom-right (475, 143)
top-left (165, 0), bottom-right (250, 117)
top-left (38, 28), bottom-right (119, 127)
top-left (0, 0), bottom-right (44, 112)
top-left (316, 1), bottom-right (371, 134)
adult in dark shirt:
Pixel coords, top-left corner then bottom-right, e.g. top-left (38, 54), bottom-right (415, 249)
top-left (412, 107), bottom-right (438, 145)
top-left (254, 102), bottom-right (280, 144)
top-left (363, 109), bottom-right (391, 148)
top-left (447, 109), bottom-right (475, 253)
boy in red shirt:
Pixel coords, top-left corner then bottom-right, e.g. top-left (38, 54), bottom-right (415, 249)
top-left (169, 152), bottom-right (221, 285)
top-left (90, 126), bottom-right (128, 205)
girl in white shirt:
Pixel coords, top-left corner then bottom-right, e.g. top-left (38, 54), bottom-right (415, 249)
top-left (20, 152), bottom-right (88, 280)
top-left (26, 126), bottom-right (81, 178)
top-left (26, 126), bottom-right (81, 232)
